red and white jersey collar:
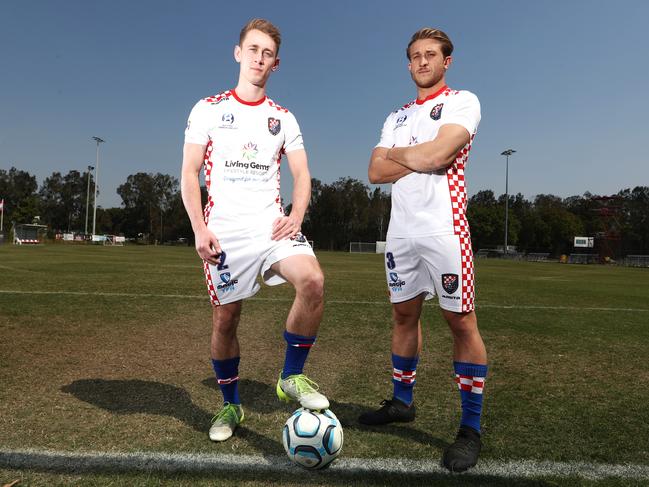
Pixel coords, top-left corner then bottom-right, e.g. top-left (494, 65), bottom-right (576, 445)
top-left (415, 84), bottom-right (448, 105)
top-left (230, 89), bottom-right (267, 106)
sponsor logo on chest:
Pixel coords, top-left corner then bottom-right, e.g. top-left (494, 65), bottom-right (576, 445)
top-left (219, 112), bottom-right (237, 129)
top-left (394, 114), bottom-right (408, 130)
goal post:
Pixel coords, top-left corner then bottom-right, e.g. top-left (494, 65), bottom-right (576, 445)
top-left (349, 241), bottom-right (386, 253)
top-left (13, 224), bottom-right (47, 245)
top-left (103, 235), bottom-right (125, 246)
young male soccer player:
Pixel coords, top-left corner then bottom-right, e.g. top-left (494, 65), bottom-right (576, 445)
top-left (359, 28), bottom-right (487, 472)
top-left (181, 18), bottom-right (328, 442)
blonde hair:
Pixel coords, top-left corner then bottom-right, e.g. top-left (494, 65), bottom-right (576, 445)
top-left (407, 28), bottom-right (453, 59)
top-left (240, 18), bottom-right (281, 54)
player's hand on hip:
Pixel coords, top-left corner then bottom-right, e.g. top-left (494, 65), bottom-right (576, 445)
top-left (195, 227), bottom-right (222, 265)
top-left (271, 215), bottom-right (301, 241)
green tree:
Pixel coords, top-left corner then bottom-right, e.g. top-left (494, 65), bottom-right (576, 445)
top-left (467, 190), bottom-right (500, 250)
top-left (38, 170), bottom-right (91, 234)
top-left (617, 187), bottom-right (649, 255)
top-left (0, 167), bottom-right (39, 225)
top-left (117, 173), bottom-right (179, 241)
top-left (534, 194), bottom-right (584, 256)
top-left (302, 177), bottom-right (375, 250)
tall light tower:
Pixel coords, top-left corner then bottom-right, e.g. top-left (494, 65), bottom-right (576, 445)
top-left (91, 136), bottom-right (105, 239)
top-left (501, 149), bottom-right (516, 255)
top-left (84, 165), bottom-right (94, 235)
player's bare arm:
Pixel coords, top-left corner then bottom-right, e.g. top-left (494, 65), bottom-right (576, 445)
top-left (271, 148), bottom-right (310, 241)
top-left (387, 123), bottom-right (470, 172)
top-left (368, 147), bottom-right (414, 184)
top-left (181, 142), bottom-right (221, 265)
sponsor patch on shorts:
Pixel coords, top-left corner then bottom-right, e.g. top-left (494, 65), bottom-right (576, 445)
top-left (442, 273), bottom-right (459, 294)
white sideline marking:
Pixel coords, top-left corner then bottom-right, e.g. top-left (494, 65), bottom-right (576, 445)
top-left (0, 448), bottom-right (648, 480)
top-left (0, 289), bottom-right (647, 313)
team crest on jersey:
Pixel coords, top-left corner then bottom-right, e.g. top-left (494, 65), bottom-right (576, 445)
top-left (389, 272), bottom-right (399, 283)
top-left (220, 272), bottom-right (231, 284)
top-left (442, 273), bottom-right (459, 294)
top-left (430, 103), bottom-right (444, 120)
top-left (222, 113), bottom-right (234, 124)
top-left (268, 117), bottom-right (281, 135)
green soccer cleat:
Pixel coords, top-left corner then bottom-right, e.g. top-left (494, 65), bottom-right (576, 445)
top-left (209, 402), bottom-right (244, 442)
top-left (276, 373), bottom-right (330, 411)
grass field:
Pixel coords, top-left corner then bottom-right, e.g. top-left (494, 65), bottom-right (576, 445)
top-left (1, 244), bottom-right (648, 486)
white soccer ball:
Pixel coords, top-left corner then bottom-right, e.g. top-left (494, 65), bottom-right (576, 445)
top-left (282, 407), bottom-right (344, 469)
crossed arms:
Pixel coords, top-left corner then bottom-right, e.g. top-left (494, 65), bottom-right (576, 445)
top-left (368, 124), bottom-right (471, 184)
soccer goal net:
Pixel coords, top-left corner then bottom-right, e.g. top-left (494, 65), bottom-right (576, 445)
top-left (624, 255), bottom-right (649, 267)
top-left (13, 224), bottom-right (47, 245)
top-left (103, 235), bottom-right (125, 246)
top-left (349, 241), bottom-right (385, 253)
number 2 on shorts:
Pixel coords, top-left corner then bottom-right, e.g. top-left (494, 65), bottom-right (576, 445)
top-left (217, 250), bottom-right (229, 271)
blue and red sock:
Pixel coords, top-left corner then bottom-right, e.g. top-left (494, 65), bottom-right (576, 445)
top-left (454, 361), bottom-right (488, 433)
top-left (211, 357), bottom-right (240, 405)
top-left (281, 330), bottom-right (316, 379)
top-left (392, 353), bottom-right (418, 406)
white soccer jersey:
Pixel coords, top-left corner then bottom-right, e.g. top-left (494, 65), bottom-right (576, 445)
top-left (376, 85), bottom-right (481, 238)
top-left (185, 89), bottom-right (304, 236)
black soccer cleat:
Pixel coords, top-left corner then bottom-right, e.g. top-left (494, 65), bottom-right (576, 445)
top-left (358, 398), bottom-right (416, 425)
top-left (442, 426), bottom-right (482, 472)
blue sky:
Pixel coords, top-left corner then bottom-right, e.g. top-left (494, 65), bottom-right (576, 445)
top-left (1, 0), bottom-right (648, 208)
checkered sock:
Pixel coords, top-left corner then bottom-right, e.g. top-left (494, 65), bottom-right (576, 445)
top-left (454, 361), bottom-right (488, 433)
top-left (392, 353), bottom-right (418, 406)
top-left (281, 330), bottom-right (316, 379)
top-left (211, 357), bottom-right (240, 405)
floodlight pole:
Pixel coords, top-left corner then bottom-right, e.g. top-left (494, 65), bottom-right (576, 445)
top-left (501, 149), bottom-right (516, 255)
top-left (91, 137), bottom-right (105, 239)
top-left (85, 165), bottom-right (94, 235)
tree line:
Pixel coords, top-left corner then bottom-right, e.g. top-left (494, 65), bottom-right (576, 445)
top-left (1, 166), bottom-right (647, 256)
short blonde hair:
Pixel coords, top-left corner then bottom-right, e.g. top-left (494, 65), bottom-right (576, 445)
top-left (239, 18), bottom-right (281, 54)
top-left (407, 28), bottom-right (453, 59)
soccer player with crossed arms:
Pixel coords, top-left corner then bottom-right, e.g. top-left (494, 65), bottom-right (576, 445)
top-left (181, 18), bottom-right (328, 442)
top-left (359, 27), bottom-right (487, 472)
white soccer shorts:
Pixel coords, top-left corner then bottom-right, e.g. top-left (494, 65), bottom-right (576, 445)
top-left (203, 232), bottom-right (315, 306)
top-left (384, 234), bottom-right (475, 313)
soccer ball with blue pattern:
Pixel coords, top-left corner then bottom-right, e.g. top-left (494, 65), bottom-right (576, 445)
top-left (282, 407), bottom-right (343, 469)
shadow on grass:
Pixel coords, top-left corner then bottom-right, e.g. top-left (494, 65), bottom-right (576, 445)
top-left (333, 399), bottom-right (449, 451)
top-left (203, 377), bottom-right (448, 450)
top-left (60, 379), bottom-right (283, 456)
top-left (202, 377), bottom-right (285, 414)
